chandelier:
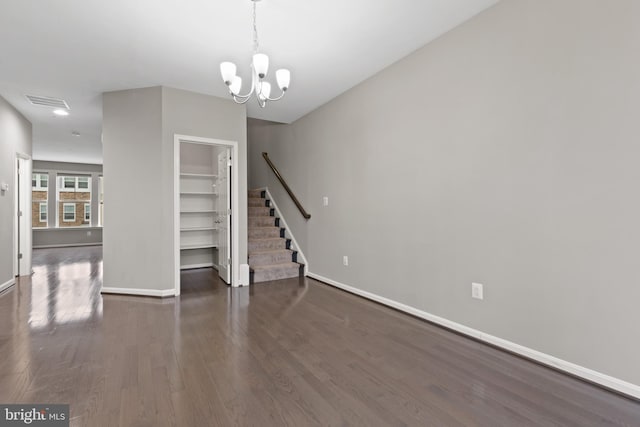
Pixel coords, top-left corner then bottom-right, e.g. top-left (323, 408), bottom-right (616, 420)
top-left (219, 0), bottom-right (291, 108)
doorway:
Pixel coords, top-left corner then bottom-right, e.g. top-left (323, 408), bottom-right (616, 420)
top-left (14, 154), bottom-right (32, 277)
top-left (173, 135), bottom-right (241, 293)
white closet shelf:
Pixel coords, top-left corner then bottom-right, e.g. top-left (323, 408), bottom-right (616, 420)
top-left (181, 263), bottom-right (214, 270)
top-left (180, 244), bottom-right (218, 250)
top-left (180, 227), bottom-right (218, 232)
top-left (180, 192), bottom-right (218, 195)
top-left (180, 210), bottom-right (216, 214)
top-left (180, 173), bottom-right (218, 178)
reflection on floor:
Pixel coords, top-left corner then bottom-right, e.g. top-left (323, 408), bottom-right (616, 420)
top-left (0, 246), bottom-right (638, 426)
top-left (29, 247), bottom-right (103, 329)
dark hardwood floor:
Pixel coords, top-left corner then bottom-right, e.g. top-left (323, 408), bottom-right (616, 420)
top-left (0, 246), bottom-right (638, 426)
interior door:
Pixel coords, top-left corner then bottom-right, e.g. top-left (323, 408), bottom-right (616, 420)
top-left (217, 149), bottom-right (231, 284)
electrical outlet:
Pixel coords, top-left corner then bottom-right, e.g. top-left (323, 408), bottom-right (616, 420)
top-left (472, 282), bottom-right (484, 300)
top-left (343, 256), bottom-right (349, 266)
top-left (323, 196), bottom-right (329, 206)
top-left (87, 231), bottom-right (92, 237)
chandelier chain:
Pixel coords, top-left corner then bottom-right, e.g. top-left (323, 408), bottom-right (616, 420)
top-left (252, 1), bottom-right (259, 54)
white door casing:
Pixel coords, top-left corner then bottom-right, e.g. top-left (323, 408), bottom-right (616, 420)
top-left (16, 155), bottom-right (32, 276)
top-left (217, 149), bottom-right (231, 284)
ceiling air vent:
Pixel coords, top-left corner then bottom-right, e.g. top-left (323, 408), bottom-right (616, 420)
top-left (25, 95), bottom-right (70, 110)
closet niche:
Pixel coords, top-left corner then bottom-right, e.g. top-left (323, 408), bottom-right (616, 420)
top-left (178, 142), bottom-right (223, 270)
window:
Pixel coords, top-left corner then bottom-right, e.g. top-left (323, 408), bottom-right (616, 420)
top-left (39, 203), bottom-right (47, 223)
top-left (61, 176), bottom-right (90, 190)
top-left (32, 173), bottom-right (49, 228)
top-left (32, 173), bottom-right (48, 189)
top-left (57, 175), bottom-right (91, 227)
top-left (32, 171), bottom-right (100, 229)
top-left (63, 203), bottom-right (76, 222)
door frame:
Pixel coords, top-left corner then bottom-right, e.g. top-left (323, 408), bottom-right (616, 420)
top-left (216, 148), bottom-right (232, 284)
top-left (173, 135), bottom-right (241, 293)
top-left (14, 153), bottom-right (32, 277)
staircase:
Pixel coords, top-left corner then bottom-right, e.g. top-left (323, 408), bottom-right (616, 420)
top-left (248, 189), bottom-right (304, 283)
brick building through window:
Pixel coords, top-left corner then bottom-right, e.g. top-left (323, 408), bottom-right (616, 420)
top-left (32, 173), bottom-right (48, 228)
top-left (57, 176), bottom-right (91, 227)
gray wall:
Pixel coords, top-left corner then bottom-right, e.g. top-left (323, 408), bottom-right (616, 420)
top-left (103, 87), bottom-right (164, 290)
top-left (103, 87), bottom-right (246, 291)
top-left (33, 228), bottom-right (102, 248)
top-left (33, 161), bottom-right (102, 174)
top-left (248, 0), bottom-right (640, 386)
top-left (32, 160), bottom-right (103, 248)
top-left (0, 95), bottom-right (32, 284)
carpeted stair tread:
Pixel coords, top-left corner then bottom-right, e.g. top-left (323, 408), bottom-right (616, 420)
top-left (251, 262), bottom-right (302, 282)
top-left (248, 249), bottom-right (295, 266)
top-left (249, 216), bottom-right (277, 227)
top-left (248, 238), bottom-right (287, 251)
top-left (248, 198), bottom-right (266, 207)
top-left (249, 206), bottom-right (271, 217)
top-left (249, 248), bottom-right (291, 255)
top-left (248, 227), bottom-right (281, 239)
top-left (251, 262), bottom-right (300, 271)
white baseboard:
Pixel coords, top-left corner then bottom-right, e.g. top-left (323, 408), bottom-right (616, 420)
top-left (101, 286), bottom-right (175, 298)
top-left (33, 243), bottom-right (103, 249)
top-left (0, 278), bottom-right (15, 294)
top-left (307, 272), bottom-right (640, 400)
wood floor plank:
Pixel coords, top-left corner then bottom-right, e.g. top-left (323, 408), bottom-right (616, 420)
top-left (0, 246), bottom-right (638, 426)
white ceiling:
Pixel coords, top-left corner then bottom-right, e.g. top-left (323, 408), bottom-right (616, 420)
top-left (0, 0), bottom-right (498, 164)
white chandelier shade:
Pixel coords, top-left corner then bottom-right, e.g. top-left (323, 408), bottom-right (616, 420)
top-left (220, 0), bottom-right (291, 108)
top-left (253, 53), bottom-right (269, 78)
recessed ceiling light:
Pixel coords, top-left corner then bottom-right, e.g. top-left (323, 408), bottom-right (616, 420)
top-left (72, 131), bottom-right (81, 137)
top-left (53, 109), bottom-right (69, 116)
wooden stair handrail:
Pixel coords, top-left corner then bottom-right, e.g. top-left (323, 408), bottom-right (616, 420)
top-left (262, 152), bottom-right (311, 219)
